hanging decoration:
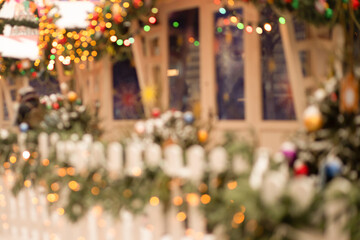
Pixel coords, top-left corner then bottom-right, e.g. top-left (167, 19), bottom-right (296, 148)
top-left (0, 56), bottom-right (40, 79)
top-left (38, 0), bottom-right (157, 74)
top-left (340, 72), bottom-right (359, 113)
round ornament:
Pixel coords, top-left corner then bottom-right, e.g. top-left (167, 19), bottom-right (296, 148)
top-left (67, 91), bottom-right (78, 102)
top-left (280, 141), bottom-right (297, 164)
top-left (134, 121), bottom-right (146, 135)
top-left (325, 155), bottom-right (342, 180)
top-left (294, 161), bottom-right (309, 176)
top-left (52, 102), bottom-right (60, 110)
top-left (303, 105), bottom-right (323, 132)
top-left (198, 129), bottom-right (208, 143)
top-left (183, 111), bottom-right (194, 124)
top-left (151, 108), bottom-right (161, 118)
top-left (19, 122), bottom-right (29, 132)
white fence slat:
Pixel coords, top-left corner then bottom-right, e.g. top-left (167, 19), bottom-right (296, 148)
top-left (249, 148), bottom-right (270, 190)
top-left (145, 144), bottom-right (162, 168)
top-left (107, 142), bottom-right (123, 179)
top-left (186, 145), bottom-right (205, 184)
top-left (125, 142), bottom-right (143, 176)
top-left (38, 133), bottom-right (49, 160)
top-left (208, 147), bottom-right (228, 174)
top-left (164, 145), bottom-right (184, 178)
top-left (90, 142), bottom-right (106, 169)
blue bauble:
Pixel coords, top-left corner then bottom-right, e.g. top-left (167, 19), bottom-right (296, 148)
top-left (183, 112), bottom-right (194, 124)
top-left (19, 122), bottom-right (29, 133)
top-left (325, 161), bottom-right (342, 179)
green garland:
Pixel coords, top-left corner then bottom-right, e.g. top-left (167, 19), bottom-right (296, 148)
top-left (235, 0), bottom-right (360, 26)
top-left (0, 57), bottom-right (40, 79)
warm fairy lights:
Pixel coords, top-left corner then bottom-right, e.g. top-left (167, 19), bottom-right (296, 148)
top-left (37, 0), bottom-right (157, 72)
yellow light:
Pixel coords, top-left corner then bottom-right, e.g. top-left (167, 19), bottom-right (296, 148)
top-left (176, 212), bottom-right (187, 222)
top-left (47, 193), bottom-right (59, 203)
top-left (200, 194), bottom-right (211, 204)
top-left (230, 16), bottom-right (238, 23)
top-left (51, 182), bottom-right (60, 191)
top-left (123, 189), bottom-right (132, 198)
top-left (67, 32), bottom-right (73, 38)
top-left (233, 212), bottom-right (245, 224)
top-left (91, 20), bottom-right (97, 26)
top-left (80, 36), bottom-right (87, 42)
top-left (186, 193), bottom-right (199, 206)
top-left (81, 56), bottom-right (87, 61)
top-left (24, 180), bottom-right (32, 188)
top-left (67, 167), bottom-right (75, 176)
top-left (82, 42), bottom-right (88, 48)
top-left (58, 168), bottom-right (67, 177)
top-left (3, 162), bottom-right (10, 169)
top-left (109, 30), bottom-right (116, 35)
top-left (67, 44), bottom-right (73, 50)
top-left (198, 183), bottom-right (208, 192)
top-left (264, 23), bottom-right (272, 32)
top-left (88, 56), bottom-right (94, 62)
top-left (149, 196), bottom-right (160, 206)
top-left (123, 2), bottom-right (130, 8)
top-left (22, 151), bottom-right (31, 160)
top-left (132, 167), bottom-right (142, 176)
top-left (227, 181), bottom-right (237, 190)
top-left (57, 208), bottom-right (65, 216)
top-left (91, 187), bottom-right (100, 195)
top-left (90, 40), bottom-right (97, 46)
top-left (68, 181), bottom-right (80, 191)
top-left (89, 29), bottom-right (95, 35)
top-left (106, 22), bottom-right (112, 28)
top-left (105, 13), bottom-right (112, 19)
top-left (172, 196), bottom-right (183, 206)
top-left (110, 36), bottom-right (117, 42)
top-left (9, 156), bottom-right (16, 164)
top-left (42, 158), bottom-right (49, 166)
top-left (74, 58), bottom-right (80, 63)
top-left (91, 51), bottom-right (98, 57)
top-left (83, 50), bottom-right (89, 56)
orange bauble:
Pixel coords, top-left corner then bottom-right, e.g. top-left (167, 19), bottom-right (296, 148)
top-left (198, 129), bottom-right (208, 143)
top-left (67, 91), bottom-right (78, 102)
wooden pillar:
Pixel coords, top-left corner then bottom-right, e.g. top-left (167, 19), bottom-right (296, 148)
top-left (279, 15), bottom-right (306, 120)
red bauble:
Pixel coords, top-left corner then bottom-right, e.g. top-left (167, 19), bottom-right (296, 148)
top-left (113, 14), bottom-right (122, 23)
top-left (151, 108), bottom-right (161, 118)
top-left (16, 63), bottom-right (22, 69)
top-left (294, 164), bottom-right (309, 176)
top-left (353, 0), bottom-right (360, 10)
top-left (52, 102), bottom-right (60, 110)
top-left (58, 37), bottom-right (67, 45)
top-left (31, 72), bottom-right (37, 78)
top-left (92, 12), bottom-right (99, 21)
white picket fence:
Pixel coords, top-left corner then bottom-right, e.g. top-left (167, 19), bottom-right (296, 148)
top-left (0, 133), bottom-right (346, 240)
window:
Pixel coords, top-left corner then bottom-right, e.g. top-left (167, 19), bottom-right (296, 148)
top-left (261, 7), bottom-right (296, 120)
top-left (214, 8), bottom-right (245, 120)
top-left (30, 75), bottom-right (60, 96)
top-left (113, 60), bottom-right (144, 119)
top-left (168, 8), bottom-right (200, 116)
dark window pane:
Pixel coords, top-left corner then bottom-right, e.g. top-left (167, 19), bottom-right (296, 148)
top-left (168, 8), bottom-right (200, 115)
top-left (3, 93), bottom-right (9, 121)
top-left (214, 8), bottom-right (245, 120)
top-left (30, 75), bottom-right (60, 96)
top-left (113, 60), bottom-right (144, 120)
top-left (261, 7), bottom-right (296, 120)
